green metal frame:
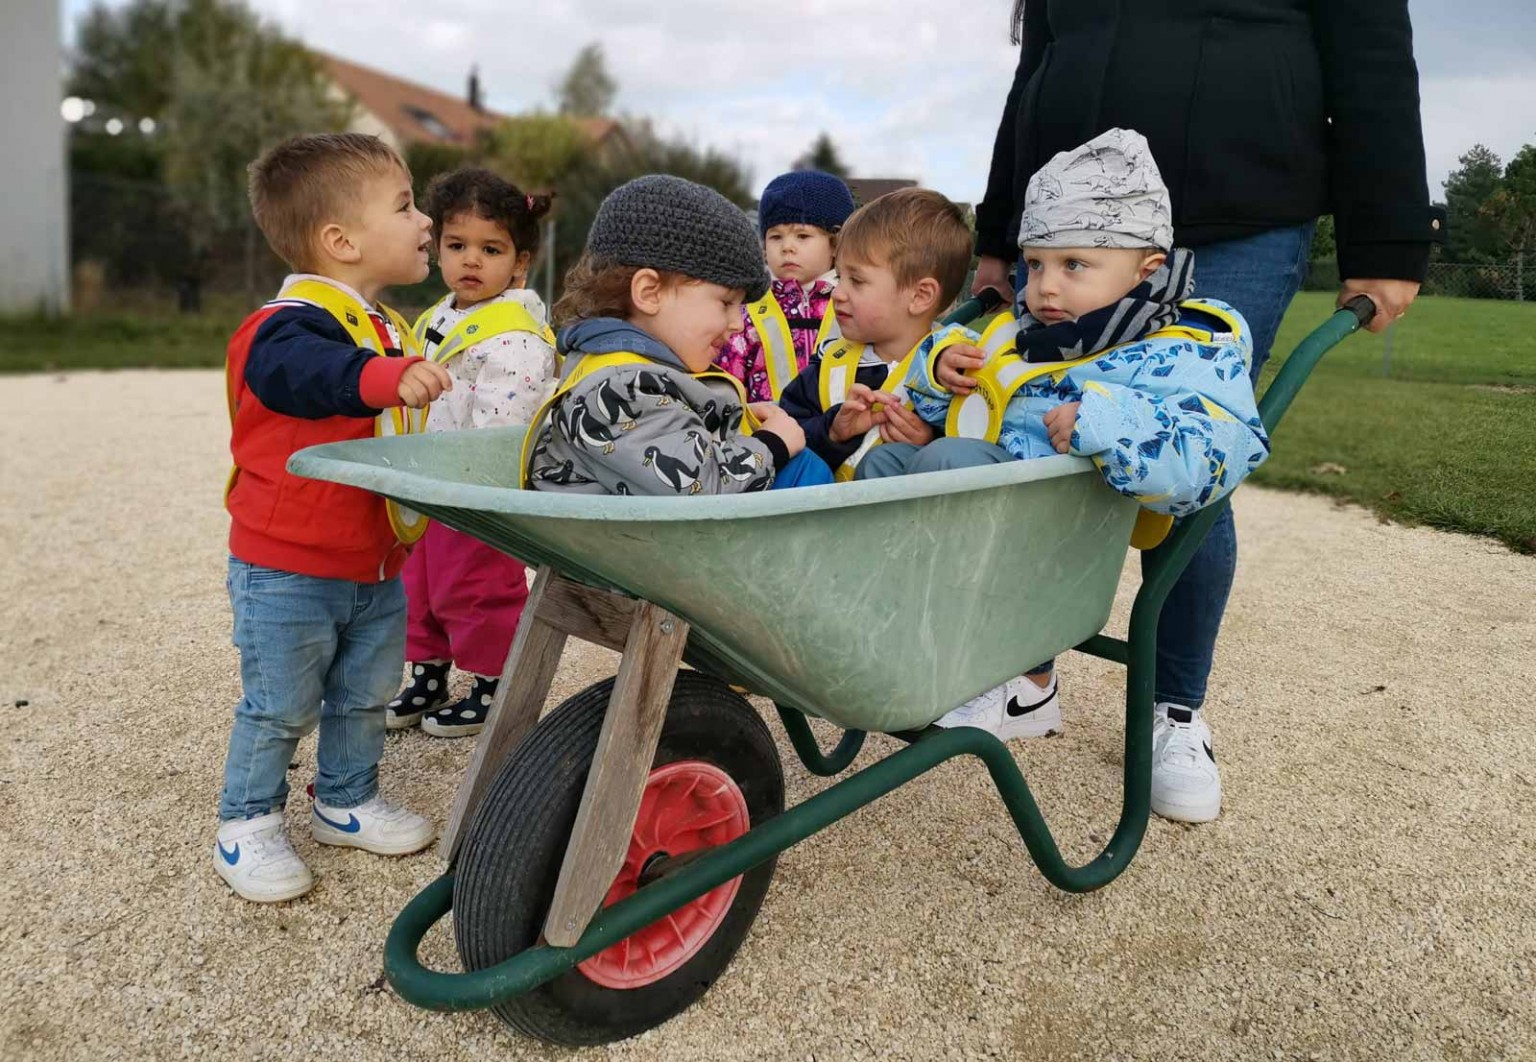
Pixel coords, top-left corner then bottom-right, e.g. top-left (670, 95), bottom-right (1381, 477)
top-left (382, 297), bottom-right (1374, 1013)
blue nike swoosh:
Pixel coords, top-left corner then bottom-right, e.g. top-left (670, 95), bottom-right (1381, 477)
top-left (218, 842), bottom-right (240, 866)
top-left (314, 809), bottom-right (362, 833)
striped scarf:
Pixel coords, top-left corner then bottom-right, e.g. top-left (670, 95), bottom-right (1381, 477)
top-left (1013, 247), bottom-right (1195, 363)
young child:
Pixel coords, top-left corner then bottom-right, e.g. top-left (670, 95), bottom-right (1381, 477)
top-left (714, 170), bottom-right (856, 401)
top-left (216, 133), bottom-right (449, 903)
top-left (867, 129), bottom-right (1269, 782)
top-left (385, 169), bottom-right (559, 739)
top-left (526, 174), bottom-right (834, 496)
top-left (776, 187), bottom-right (979, 480)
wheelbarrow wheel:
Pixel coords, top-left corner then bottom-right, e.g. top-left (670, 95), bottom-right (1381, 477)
top-left (452, 670), bottom-right (785, 1045)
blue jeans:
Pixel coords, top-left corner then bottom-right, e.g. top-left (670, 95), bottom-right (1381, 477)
top-left (855, 437), bottom-right (1012, 478)
top-left (219, 559), bottom-right (406, 820)
top-left (1150, 222), bottom-right (1314, 707)
top-left (772, 450), bottom-right (837, 488)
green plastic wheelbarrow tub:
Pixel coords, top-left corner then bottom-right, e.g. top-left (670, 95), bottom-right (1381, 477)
top-left (290, 436), bottom-right (1138, 733)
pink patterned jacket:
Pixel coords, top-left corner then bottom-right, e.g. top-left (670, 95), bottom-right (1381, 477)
top-left (713, 275), bottom-right (837, 402)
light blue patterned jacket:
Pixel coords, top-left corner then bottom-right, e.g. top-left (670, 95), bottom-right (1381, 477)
top-left (905, 300), bottom-right (1270, 516)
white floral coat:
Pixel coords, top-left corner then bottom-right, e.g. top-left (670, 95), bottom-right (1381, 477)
top-left (420, 288), bottom-right (559, 433)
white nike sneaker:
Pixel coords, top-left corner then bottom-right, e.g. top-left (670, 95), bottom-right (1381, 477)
top-left (1150, 702), bottom-right (1222, 823)
top-left (311, 795), bottom-right (436, 856)
top-left (213, 812), bottom-right (315, 903)
top-left (933, 673), bottom-right (1063, 740)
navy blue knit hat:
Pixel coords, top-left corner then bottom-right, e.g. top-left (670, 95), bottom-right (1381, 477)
top-left (757, 170), bottom-right (856, 237)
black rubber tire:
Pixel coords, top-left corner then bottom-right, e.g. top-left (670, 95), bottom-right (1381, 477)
top-left (452, 670), bottom-right (784, 1046)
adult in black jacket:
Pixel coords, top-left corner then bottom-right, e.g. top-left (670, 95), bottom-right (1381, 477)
top-left (975, 0), bottom-right (1443, 327)
top-left (970, 0), bottom-right (1443, 824)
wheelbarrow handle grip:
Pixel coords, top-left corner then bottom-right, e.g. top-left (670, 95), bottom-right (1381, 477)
top-left (973, 285), bottom-right (1006, 313)
top-left (1343, 294), bottom-right (1377, 327)
top-left (942, 285), bottom-right (1006, 327)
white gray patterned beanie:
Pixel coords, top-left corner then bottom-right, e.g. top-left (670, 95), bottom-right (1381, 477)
top-left (587, 175), bottom-right (770, 301)
top-left (1018, 128), bottom-right (1174, 251)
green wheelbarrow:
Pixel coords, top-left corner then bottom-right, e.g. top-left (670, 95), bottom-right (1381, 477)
top-left (288, 294), bottom-right (1375, 1046)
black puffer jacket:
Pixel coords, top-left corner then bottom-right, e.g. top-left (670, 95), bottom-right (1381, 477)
top-left (975, 0), bottom-right (1445, 282)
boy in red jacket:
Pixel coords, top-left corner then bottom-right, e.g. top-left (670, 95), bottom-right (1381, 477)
top-left (215, 133), bottom-right (452, 903)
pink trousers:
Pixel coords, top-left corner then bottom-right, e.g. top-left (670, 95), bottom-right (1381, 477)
top-left (403, 521), bottom-right (529, 677)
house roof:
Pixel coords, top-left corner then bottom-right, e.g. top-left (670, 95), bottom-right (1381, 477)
top-left (318, 52), bottom-right (622, 148)
top-left (845, 178), bottom-right (918, 206)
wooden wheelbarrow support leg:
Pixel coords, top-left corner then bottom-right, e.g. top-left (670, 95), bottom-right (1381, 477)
top-left (542, 601), bottom-right (689, 947)
top-left (440, 566), bottom-right (566, 862)
top-left (440, 565), bottom-right (653, 862)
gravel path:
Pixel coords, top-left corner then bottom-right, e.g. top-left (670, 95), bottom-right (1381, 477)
top-left (2, 370), bottom-right (1531, 1062)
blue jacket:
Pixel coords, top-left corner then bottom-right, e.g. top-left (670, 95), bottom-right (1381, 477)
top-left (906, 301), bottom-right (1270, 516)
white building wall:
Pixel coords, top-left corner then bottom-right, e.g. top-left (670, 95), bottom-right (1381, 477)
top-left (0, 0), bottom-right (69, 314)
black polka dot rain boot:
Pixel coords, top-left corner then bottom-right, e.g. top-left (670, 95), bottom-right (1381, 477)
top-left (386, 660), bottom-right (451, 729)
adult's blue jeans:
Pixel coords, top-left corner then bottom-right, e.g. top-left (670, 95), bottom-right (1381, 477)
top-left (219, 559), bottom-right (406, 820)
top-left (1151, 221), bottom-right (1314, 707)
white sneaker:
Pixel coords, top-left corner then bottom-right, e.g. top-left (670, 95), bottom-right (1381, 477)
top-left (1150, 703), bottom-right (1222, 823)
top-left (311, 795), bottom-right (436, 855)
top-left (213, 813), bottom-right (315, 903)
top-left (933, 673), bottom-right (1063, 740)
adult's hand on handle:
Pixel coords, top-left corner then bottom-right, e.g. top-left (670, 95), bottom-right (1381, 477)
top-left (971, 255), bottom-right (1014, 301)
top-left (1338, 279), bottom-right (1421, 334)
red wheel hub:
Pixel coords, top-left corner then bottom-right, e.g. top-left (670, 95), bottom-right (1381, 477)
top-left (577, 760), bottom-right (750, 990)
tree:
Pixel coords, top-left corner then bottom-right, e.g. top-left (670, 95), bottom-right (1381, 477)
top-left (68, 0), bottom-right (178, 118)
top-left (1480, 143), bottom-right (1536, 300)
top-left (1442, 144), bottom-right (1505, 264)
top-left (793, 133), bottom-right (850, 179)
top-left (545, 120), bottom-right (754, 304)
top-left (69, 0), bottom-right (350, 308)
top-left (485, 112), bottom-right (592, 192)
top-left (1309, 214), bottom-right (1336, 260)
top-left (556, 43), bottom-right (616, 117)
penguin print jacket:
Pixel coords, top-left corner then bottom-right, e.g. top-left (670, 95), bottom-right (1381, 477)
top-left (526, 318), bottom-right (785, 497)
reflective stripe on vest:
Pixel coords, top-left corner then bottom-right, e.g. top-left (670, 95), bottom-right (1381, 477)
top-left (745, 296), bottom-right (840, 400)
top-left (411, 295), bottom-right (558, 367)
top-left (941, 301), bottom-right (1236, 550)
top-left (519, 352), bottom-right (758, 488)
top-left (817, 330), bottom-right (974, 482)
top-left (240, 279), bottom-right (429, 544)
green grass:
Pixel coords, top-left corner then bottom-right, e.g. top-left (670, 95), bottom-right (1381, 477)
top-left (0, 305), bottom-right (243, 373)
top-left (0, 287), bottom-right (445, 375)
top-left (3, 289), bottom-right (1532, 552)
top-left (1257, 293), bottom-right (1536, 553)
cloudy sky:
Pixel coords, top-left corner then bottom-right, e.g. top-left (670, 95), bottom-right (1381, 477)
top-left (63, 0), bottom-right (1536, 202)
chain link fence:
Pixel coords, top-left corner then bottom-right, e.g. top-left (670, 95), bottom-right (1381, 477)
top-left (70, 172), bottom-right (292, 313)
top-left (1306, 256), bottom-right (1533, 301)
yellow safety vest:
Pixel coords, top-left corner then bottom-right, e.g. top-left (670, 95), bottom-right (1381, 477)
top-left (235, 279), bottom-right (430, 544)
top-left (519, 352), bottom-right (758, 488)
top-left (410, 294), bottom-right (558, 366)
top-left (942, 300), bottom-right (1244, 549)
top-left (744, 295), bottom-right (840, 401)
top-left (816, 330), bottom-right (975, 482)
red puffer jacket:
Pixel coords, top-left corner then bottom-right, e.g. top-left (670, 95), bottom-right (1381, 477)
top-left (226, 299), bottom-right (421, 582)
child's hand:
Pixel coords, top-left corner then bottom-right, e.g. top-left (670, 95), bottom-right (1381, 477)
top-left (936, 344), bottom-right (986, 394)
top-left (870, 392), bottom-right (935, 446)
top-left (397, 360), bottom-right (453, 408)
top-left (1043, 401), bottom-right (1081, 454)
top-left (828, 384), bottom-right (878, 443)
top-left (750, 402), bottom-right (807, 457)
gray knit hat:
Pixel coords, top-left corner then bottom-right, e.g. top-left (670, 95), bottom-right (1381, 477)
top-left (587, 175), bottom-right (770, 301)
top-left (1018, 128), bottom-right (1174, 251)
